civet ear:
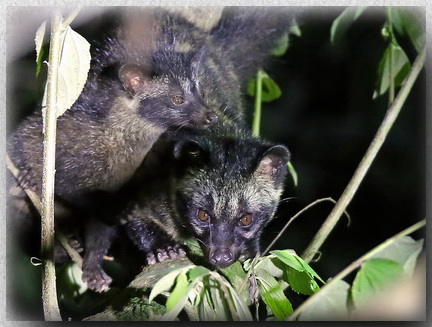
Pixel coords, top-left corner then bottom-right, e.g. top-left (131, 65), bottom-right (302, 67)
top-left (118, 63), bottom-right (151, 95)
top-left (254, 145), bottom-right (290, 182)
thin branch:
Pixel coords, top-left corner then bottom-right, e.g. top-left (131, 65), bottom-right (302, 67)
top-left (252, 70), bottom-right (264, 137)
top-left (6, 154), bottom-right (42, 213)
top-left (7, 154), bottom-right (83, 267)
top-left (56, 233), bottom-right (83, 268)
top-left (41, 10), bottom-right (63, 321)
top-left (289, 219), bottom-right (426, 320)
top-left (62, 7), bottom-right (82, 28)
top-left (301, 46), bottom-right (426, 263)
top-left (387, 8), bottom-right (395, 105)
top-left (262, 197), bottom-right (342, 256)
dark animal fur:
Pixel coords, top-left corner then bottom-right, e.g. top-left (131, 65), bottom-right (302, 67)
top-left (7, 7), bottom-right (294, 292)
top-left (79, 7), bottom-right (294, 292)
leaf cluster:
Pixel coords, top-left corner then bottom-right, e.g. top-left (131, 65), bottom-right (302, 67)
top-left (146, 249), bottom-right (324, 321)
top-left (330, 7), bottom-right (424, 101)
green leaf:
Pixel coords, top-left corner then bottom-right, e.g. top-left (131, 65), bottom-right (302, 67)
top-left (250, 256), bottom-right (284, 279)
top-left (299, 280), bottom-right (350, 321)
top-left (149, 266), bottom-right (190, 302)
top-left (271, 33), bottom-right (289, 56)
top-left (161, 283), bottom-right (195, 321)
top-left (271, 250), bottom-right (325, 284)
top-left (287, 267), bottom-right (320, 295)
top-left (188, 266), bottom-right (210, 281)
top-left (220, 261), bottom-right (246, 284)
top-left (389, 8), bottom-right (405, 36)
top-left (330, 7), bottom-right (367, 44)
top-left (166, 272), bottom-right (190, 312)
top-left (128, 260), bottom-right (194, 290)
top-left (289, 18), bottom-right (302, 37)
top-left (199, 287), bottom-right (216, 321)
top-left (370, 236), bottom-right (423, 277)
top-left (41, 26), bottom-right (91, 119)
top-left (293, 256), bottom-right (325, 284)
top-left (373, 43), bottom-right (411, 99)
top-left (351, 258), bottom-right (404, 307)
top-left (270, 250), bottom-right (304, 272)
top-left (247, 71), bottom-right (282, 102)
top-left (35, 21), bottom-right (46, 77)
top-left (261, 74), bottom-right (282, 102)
top-left (209, 281), bottom-right (229, 320)
top-left (287, 161), bottom-right (298, 187)
top-left (220, 262), bottom-right (249, 304)
top-left (196, 272), bottom-right (252, 321)
top-left (66, 262), bottom-right (88, 295)
top-left (226, 284), bottom-right (253, 321)
top-left (257, 270), bottom-right (293, 320)
top-left (390, 8), bottom-right (425, 52)
top-left (247, 77), bottom-right (257, 97)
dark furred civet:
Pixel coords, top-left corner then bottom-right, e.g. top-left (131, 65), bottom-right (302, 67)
top-left (73, 7), bottom-right (294, 292)
top-left (124, 129), bottom-right (290, 268)
top-left (7, 8), bottom-right (221, 291)
top-left (81, 127), bottom-right (290, 291)
top-left (75, 7), bottom-right (295, 292)
top-left (8, 7), bottom-right (294, 292)
top-left (8, 9), bottom-right (221, 208)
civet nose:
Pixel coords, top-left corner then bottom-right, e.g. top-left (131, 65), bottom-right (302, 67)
top-left (204, 111), bottom-right (218, 125)
top-left (209, 248), bottom-right (235, 268)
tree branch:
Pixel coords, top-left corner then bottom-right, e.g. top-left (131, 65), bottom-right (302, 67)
top-left (290, 219), bottom-right (425, 320)
top-left (301, 46), bottom-right (426, 263)
top-left (41, 10), bottom-right (64, 321)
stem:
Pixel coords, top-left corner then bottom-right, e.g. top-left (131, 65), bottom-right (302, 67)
top-left (262, 197), bottom-right (340, 256)
top-left (62, 7), bottom-right (82, 27)
top-left (387, 8), bottom-right (395, 105)
top-left (7, 154), bottom-right (83, 267)
top-left (6, 154), bottom-right (42, 213)
top-left (41, 10), bottom-right (63, 321)
top-left (301, 46), bottom-right (426, 263)
top-left (252, 70), bottom-right (264, 137)
top-left (289, 219), bottom-right (425, 320)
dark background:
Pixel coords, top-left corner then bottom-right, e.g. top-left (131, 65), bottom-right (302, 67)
top-left (6, 6), bottom-right (425, 320)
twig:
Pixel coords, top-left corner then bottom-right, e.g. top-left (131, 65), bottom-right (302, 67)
top-left (56, 233), bottom-right (83, 268)
top-left (262, 197), bottom-right (343, 256)
top-left (289, 219), bottom-right (426, 320)
top-left (7, 154), bottom-right (84, 267)
top-left (252, 70), bottom-right (264, 137)
top-left (301, 46), bottom-right (426, 263)
top-left (386, 8), bottom-right (395, 105)
top-left (6, 154), bottom-right (42, 212)
top-left (62, 7), bottom-right (82, 28)
top-left (40, 10), bottom-right (64, 321)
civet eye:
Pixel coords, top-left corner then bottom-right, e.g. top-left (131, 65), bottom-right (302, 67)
top-left (197, 210), bottom-right (210, 222)
top-left (239, 214), bottom-right (253, 226)
top-left (171, 95), bottom-right (185, 105)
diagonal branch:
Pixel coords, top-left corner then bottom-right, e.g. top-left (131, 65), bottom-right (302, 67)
top-left (301, 46), bottom-right (426, 263)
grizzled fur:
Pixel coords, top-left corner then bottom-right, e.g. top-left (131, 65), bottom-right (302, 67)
top-left (74, 7), bottom-right (294, 292)
top-left (127, 129), bottom-right (290, 264)
top-left (7, 9), bottom-right (223, 207)
top-left (210, 6), bottom-right (294, 82)
top-left (81, 125), bottom-right (290, 291)
top-left (8, 7), bottom-right (294, 292)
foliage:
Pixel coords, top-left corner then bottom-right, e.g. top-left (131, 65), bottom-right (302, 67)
top-left (294, 235), bottom-right (423, 320)
top-left (146, 249), bottom-right (324, 321)
top-left (330, 7), bottom-right (425, 102)
top-left (38, 23), bottom-right (91, 122)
